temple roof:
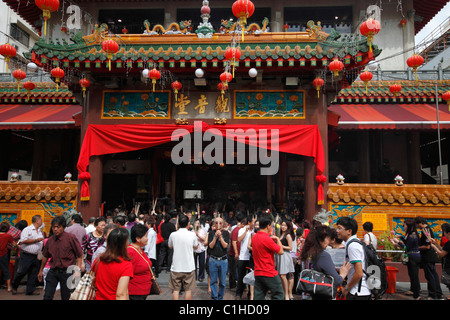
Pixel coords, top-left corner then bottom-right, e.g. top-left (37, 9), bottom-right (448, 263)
top-left (333, 80), bottom-right (450, 103)
top-left (0, 82), bottom-right (77, 104)
top-left (26, 23), bottom-right (380, 76)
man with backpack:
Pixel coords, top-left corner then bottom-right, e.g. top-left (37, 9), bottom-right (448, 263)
top-left (336, 217), bottom-right (372, 300)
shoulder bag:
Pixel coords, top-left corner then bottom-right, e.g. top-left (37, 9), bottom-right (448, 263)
top-left (70, 260), bottom-right (99, 300)
top-left (129, 245), bottom-right (161, 295)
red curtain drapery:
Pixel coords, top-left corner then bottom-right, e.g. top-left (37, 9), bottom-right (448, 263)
top-left (77, 122), bottom-right (325, 204)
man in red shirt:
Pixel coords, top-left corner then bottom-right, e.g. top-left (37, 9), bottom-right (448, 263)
top-left (227, 212), bottom-right (245, 289)
top-left (251, 215), bottom-right (284, 300)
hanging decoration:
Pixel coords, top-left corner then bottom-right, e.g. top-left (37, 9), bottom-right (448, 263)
top-left (171, 80), bottom-right (182, 101)
top-left (27, 62), bottom-right (38, 72)
top-left (51, 67), bottom-right (65, 92)
top-left (0, 43), bottom-right (16, 72)
top-left (122, 27), bottom-right (128, 34)
top-left (101, 38), bottom-right (119, 71)
top-left (148, 68), bottom-right (161, 92)
top-left (12, 69), bottom-right (26, 92)
top-left (389, 83), bottom-right (402, 96)
top-left (442, 91), bottom-right (450, 111)
top-left (359, 18), bottom-right (381, 53)
top-left (232, 0), bottom-right (255, 42)
top-left (312, 77), bottom-right (324, 98)
top-left (79, 78), bottom-right (91, 97)
top-left (35, 0), bottom-right (60, 36)
top-left (329, 59), bottom-right (344, 77)
top-left (217, 82), bottom-right (228, 100)
top-left (406, 54), bottom-right (424, 82)
top-left (224, 47), bottom-right (241, 77)
top-left (220, 71), bottom-right (233, 86)
top-left (22, 81), bottom-right (35, 100)
top-left (400, 18), bottom-right (407, 28)
top-left (359, 70), bottom-right (373, 94)
top-left (284, 24), bottom-right (289, 32)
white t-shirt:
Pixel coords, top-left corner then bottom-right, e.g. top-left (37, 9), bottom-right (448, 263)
top-left (238, 227), bottom-right (252, 261)
top-left (168, 228), bottom-right (198, 272)
top-left (144, 228), bottom-right (157, 260)
top-left (363, 232), bottom-right (377, 250)
top-left (345, 235), bottom-right (371, 296)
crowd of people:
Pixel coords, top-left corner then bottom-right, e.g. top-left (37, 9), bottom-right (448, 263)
top-left (0, 208), bottom-right (449, 301)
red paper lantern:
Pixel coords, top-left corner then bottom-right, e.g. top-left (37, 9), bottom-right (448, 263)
top-left (400, 18), bottom-right (407, 27)
top-left (329, 59), bottom-right (344, 77)
top-left (232, 0), bottom-right (255, 42)
top-left (284, 24), bottom-right (289, 32)
top-left (406, 54), bottom-right (424, 81)
top-left (101, 39), bottom-right (119, 71)
top-left (122, 27), bottom-right (128, 34)
top-left (359, 18), bottom-right (381, 53)
top-left (389, 83), bottom-right (402, 96)
top-left (79, 78), bottom-right (91, 97)
top-left (51, 67), bottom-right (65, 92)
top-left (442, 91), bottom-right (450, 111)
top-left (359, 70), bottom-right (373, 94)
top-left (148, 68), bottom-right (161, 92)
top-left (171, 80), bottom-right (182, 101)
top-left (224, 47), bottom-right (241, 77)
top-left (0, 44), bottom-right (16, 72)
top-left (312, 77), bottom-right (324, 98)
top-left (35, 0), bottom-right (60, 36)
top-left (12, 69), bottom-right (26, 92)
top-left (220, 71), bottom-right (233, 85)
top-left (217, 82), bottom-right (228, 100)
top-left (22, 81), bottom-right (35, 100)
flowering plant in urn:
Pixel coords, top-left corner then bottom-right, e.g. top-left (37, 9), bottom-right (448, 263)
top-left (336, 174), bottom-right (345, 185)
top-left (64, 172), bottom-right (72, 183)
top-left (10, 172), bottom-right (19, 182)
top-left (394, 175), bottom-right (403, 186)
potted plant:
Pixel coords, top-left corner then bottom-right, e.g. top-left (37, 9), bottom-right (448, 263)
top-left (377, 230), bottom-right (397, 261)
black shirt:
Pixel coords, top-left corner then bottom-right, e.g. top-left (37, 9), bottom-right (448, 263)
top-left (160, 221), bottom-right (176, 240)
top-left (207, 229), bottom-right (230, 258)
top-left (418, 226), bottom-right (438, 263)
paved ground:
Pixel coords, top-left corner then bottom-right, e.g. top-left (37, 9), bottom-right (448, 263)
top-left (1, 267), bottom-right (448, 301)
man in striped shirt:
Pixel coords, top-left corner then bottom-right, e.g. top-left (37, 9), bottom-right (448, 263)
top-left (11, 215), bottom-right (44, 296)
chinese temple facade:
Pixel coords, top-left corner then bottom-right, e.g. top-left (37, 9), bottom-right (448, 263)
top-left (0, 0), bottom-right (449, 236)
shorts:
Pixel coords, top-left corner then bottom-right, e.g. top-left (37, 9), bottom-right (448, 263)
top-left (169, 271), bottom-right (197, 291)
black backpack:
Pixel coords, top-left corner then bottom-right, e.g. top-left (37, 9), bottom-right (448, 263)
top-left (345, 238), bottom-right (387, 300)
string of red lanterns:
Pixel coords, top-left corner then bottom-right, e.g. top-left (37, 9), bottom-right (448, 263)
top-left (171, 80), bottom-right (182, 101)
top-left (359, 18), bottom-right (381, 53)
top-left (312, 77), bottom-right (324, 98)
top-left (232, 0), bottom-right (255, 42)
top-left (22, 81), bottom-right (36, 100)
top-left (12, 69), bottom-right (26, 92)
top-left (0, 43), bottom-right (16, 72)
top-left (101, 38), bottom-right (119, 71)
top-left (359, 70), bottom-right (373, 94)
top-left (224, 47), bottom-right (241, 78)
top-left (35, 0), bottom-right (60, 36)
top-left (51, 67), bottom-right (65, 92)
top-left (406, 54), bottom-right (424, 82)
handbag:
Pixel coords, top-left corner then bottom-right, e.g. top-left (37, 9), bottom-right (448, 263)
top-left (70, 260), bottom-right (99, 300)
top-left (401, 248), bottom-right (409, 265)
top-left (129, 245), bottom-right (161, 295)
top-left (156, 222), bottom-right (164, 245)
top-left (442, 260), bottom-right (450, 286)
top-left (297, 269), bottom-right (337, 299)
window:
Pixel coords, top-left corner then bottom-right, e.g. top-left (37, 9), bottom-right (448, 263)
top-left (10, 24), bottom-right (29, 47)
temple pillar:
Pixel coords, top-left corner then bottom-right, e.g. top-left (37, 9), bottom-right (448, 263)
top-left (358, 131), bottom-right (371, 182)
top-left (407, 131), bottom-right (421, 184)
top-left (78, 156), bottom-right (103, 222)
top-left (304, 156), bottom-right (317, 222)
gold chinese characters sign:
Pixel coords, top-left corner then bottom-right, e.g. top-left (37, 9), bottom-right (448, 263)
top-left (101, 90), bottom-right (305, 120)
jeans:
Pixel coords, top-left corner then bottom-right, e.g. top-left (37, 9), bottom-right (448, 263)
top-left (407, 254), bottom-right (421, 298)
top-left (422, 262), bottom-right (443, 299)
top-left (227, 255), bottom-right (237, 288)
top-left (254, 275), bottom-right (284, 300)
top-left (209, 257), bottom-right (228, 300)
top-left (12, 252), bottom-right (40, 295)
top-left (194, 251), bottom-right (206, 280)
top-left (236, 259), bottom-right (250, 297)
top-left (44, 268), bottom-right (72, 300)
